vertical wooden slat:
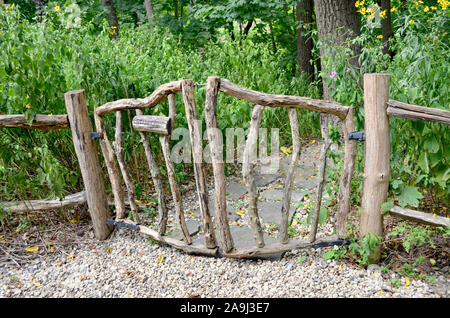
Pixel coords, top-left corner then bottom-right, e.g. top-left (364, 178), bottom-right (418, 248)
top-left (242, 104), bottom-right (265, 248)
top-left (279, 108), bottom-right (302, 244)
top-left (168, 93), bottom-right (176, 132)
top-left (205, 76), bottom-right (234, 253)
top-left (360, 73), bottom-right (390, 262)
top-left (336, 107), bottom-right (357, 238)
top-left (93, 113), bottom-right (127, 220)
top-left (182, 79), bottom-right (217, 249)
top-left (135, 109), bottom-right (168, 235)
top-left (65, 90), bottom-right (112, 240)
top-left (159, 135), bottom-right (192, 244)
top-left (113, 111), bottom-right (140, 224)
top-left (308, 125), bottom-right (331, 243)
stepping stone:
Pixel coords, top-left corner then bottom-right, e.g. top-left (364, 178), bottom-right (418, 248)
top-left (293, 173), bottom-right (319, 189)
top-left (253, 173), bottom-right (280, 187)
top-left (257, 201), bottom-right (296, 225)
top-left (226, 181), bottom-right (247, 200)
top-left (193, 199), bottom-right (241, 223)
top-left (169, 219), bottom-right (200, 241)
top-left (259, 189), bottom-right (304, 203)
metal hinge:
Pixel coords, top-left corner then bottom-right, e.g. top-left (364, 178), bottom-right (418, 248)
top-left (348, 131), bottom-right (365, 142)
top-left (90, 132), bottom-right (103, 140)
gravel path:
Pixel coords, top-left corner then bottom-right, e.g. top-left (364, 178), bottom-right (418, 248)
top-left (1, 143), bottom-right (448, 298)
top-left (1, 227), bottom-right (447, 298)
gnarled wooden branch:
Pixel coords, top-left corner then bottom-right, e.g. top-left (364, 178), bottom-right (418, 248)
top-left (242, 104), bottom-right (265, 248)
top-left (389, 206), bottom-right (450, 227)
top-left (279, 108), bottom-right (302, 244)
top-left (0, 114), bottom-right (69, 130)
top-left (336, 107), bottom-right (357, 238)
top-left (0, 191), bottom-right (86, 213)
top-left (219, 78), bottom-right (349, 120)
top-left (223, 235), bottom-right (342, 259)
top-left (93, 113), bottom-right (127, 220)
top-left (159, 135), bottom-right (191, 244)
top-left (205, 76), bottom-right (234, 253)
top-left (116, 219), bottom-right (218, 256)
top-left (113, 110), bottom-right (140, 224)
top-left (387, 100), bottom-right (450, 125)
top-left (135, 109), bottom-right (168, 235)
top-left (182, 79), bottom-right (217, 249)
top-left (95, 80), bottom-right (183, 117)
top-left (308, 127), bottom-right (331, 243)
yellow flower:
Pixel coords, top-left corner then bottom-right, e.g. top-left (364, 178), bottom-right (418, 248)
top-left (360, 7), bottom-right (367, 15)
top-left (430, 6), bottom-right (437, 10)
top-left (55, 5), bottom-right (60, 12)
top-left (355, 0), bottom-right (360, 8)
top-left (408, 19), bottom-right (414, 25)
top-left (25, 104), bottom-right (31, 109)
top-left (377, 35), bottom-right (383, 39)
top-left (391, 7), bottom-right (398, 12)
top-left (380, 9), bottom-right (387, 18)
top-left (424, 6), bottom-right (429, 12)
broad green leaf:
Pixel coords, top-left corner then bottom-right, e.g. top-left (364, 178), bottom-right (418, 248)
top-left (397, 186), bottom-right (424, 208)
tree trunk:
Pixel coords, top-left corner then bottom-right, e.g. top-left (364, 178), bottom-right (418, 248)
top-left (314, 0), bottom-right (361, 100)
top-left (144, 0), bottom-right (154, 28)
top-left (296, 0), bottom-right (314, 78)
top-left (313, 0), bottom-right (361, 144)
top-left (378, 0), bottom-right (394, 59)
top-left (101, 0), bottom-right (120, 37)
top-left (174, 0), bottom-right (179, 19)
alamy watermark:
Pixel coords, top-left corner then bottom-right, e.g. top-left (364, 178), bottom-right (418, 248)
top-left (169, 120), bottom-right (281, 174)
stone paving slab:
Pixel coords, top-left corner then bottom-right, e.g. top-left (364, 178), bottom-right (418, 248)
top-left (259, 189), bottom-right (304, 203)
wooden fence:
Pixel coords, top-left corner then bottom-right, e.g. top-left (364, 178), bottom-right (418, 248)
top-left (1, 73), bottom-right (448, 260)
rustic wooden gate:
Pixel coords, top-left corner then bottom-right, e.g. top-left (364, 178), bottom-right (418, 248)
top-left (92, 76), bottom-right (358, 258)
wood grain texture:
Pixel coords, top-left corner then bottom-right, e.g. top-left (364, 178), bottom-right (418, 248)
top-left (242, 104), bottom-right (265, 248)
top-left (114, 111), bottom-right (140, 224)
top-left (95, 80), bottom-right (183, 117)
top-left (308, 130), bottom-right (331, 243)
top-left (182, 79), bottom-right (217, 249)
top-left (132, 115), bottom-right (171, 135)
top-left (118, 219), bottom-right (218, 256)
top-left (64, 90), bottom-right (112, 240)
top-left (223, 235), bottom-right (341, 259)
top-left (205, 76), bottom-right (234, 253)
top-left (93, 113), bottom-right (127, 220)
top-left (219, 78), bottom-right (349, 119)
top-left (387, 100), bottom-right (450, 125)
top-left (279, 108), bottom-right (302, 244)
top-left (135, 109), bottom-right (168, 235)
top-left (360, 74), bottom-right (390, 255)
top-left (0, 114), bottom-right (69, 130)
top-left (336, 107), bottom-right (357, 238)
top-left (159, 135), bottom-right (192, 244)
top-left (389, 206), bottom-right (450, 227)
top-left (0, 191), bottom-right (86, 213)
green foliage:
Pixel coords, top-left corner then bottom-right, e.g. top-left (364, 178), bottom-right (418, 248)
top-left (348, 233), bottom-right (383, 267)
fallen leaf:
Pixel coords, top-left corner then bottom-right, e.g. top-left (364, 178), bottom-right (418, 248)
top-left (67, 254), bottom-right (75, 260)
top-left (338, 265), bottom-right (343, 271)
top-left (56, 262), bottom-right (62, 267)
top-left (310, 140), bottom-right (316, 144)
top-left (187, 293), bottom-right (200, 298)
top-left (135, 277), bottom-right (142, 281)
top-left (404, 277), bottom-right (410, 287)
top-left (429, 258), bottom-right (436, 265)
top-left (25, 246), bottom-right (39, 253)
top-left (125, 269), bottom-right (134, 277)
top-left (32, 279), bottom-right (41, 287)
top-left (235, 210), bottom-right (245, 216)
top-left (79, 273), bottom-right (87, 281)
top-left (70, 218), bottom-right (77, 223)
top-left (156, 254), bottom-right (164, 264)
top-left (50, 247), bottom-right (55, 253)
top-left (280, 146), bottom-right (292, 155)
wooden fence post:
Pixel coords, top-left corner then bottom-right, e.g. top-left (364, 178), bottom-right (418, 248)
top-left (360, 73), bottom-right (390, 261)
top-left (65, 90), bottom-right (112, 240)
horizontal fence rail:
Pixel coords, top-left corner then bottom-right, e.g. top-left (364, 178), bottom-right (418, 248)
top-left (0, 114), bottom-right (69, 130)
